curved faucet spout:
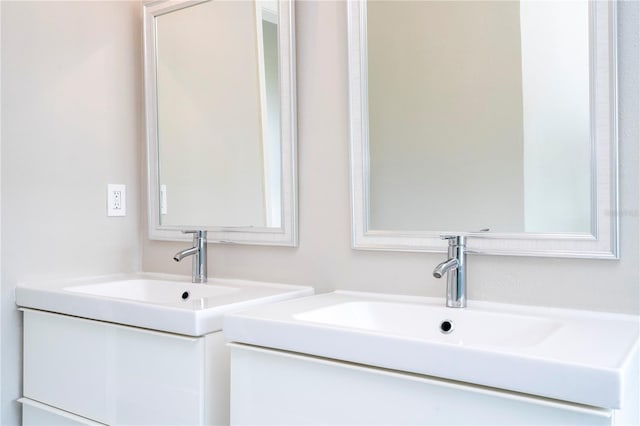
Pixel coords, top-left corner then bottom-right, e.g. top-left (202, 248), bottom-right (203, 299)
top-left (173, 246), bottom-right (198, 262)
top-left (432, 258), bottom-right (459, 279)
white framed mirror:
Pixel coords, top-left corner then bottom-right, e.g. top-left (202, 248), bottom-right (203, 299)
top-left (144, 0), bottom-right (297, 245)
top-left (348, 0), bottom-right (618, 258)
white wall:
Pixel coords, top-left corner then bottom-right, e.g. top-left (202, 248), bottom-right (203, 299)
top-left (1, 1), bottom-right (143, 424)
top-left (144, 0), bottom-right (639, 315)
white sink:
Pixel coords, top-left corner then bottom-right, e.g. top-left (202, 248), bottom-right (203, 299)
top-left (224, 291), bottom-right (639, 410)
top-left (295, 300), bottom-right (561, 348)
top-left (16, 273), bottom-right (313, 336)
top-left (65, 279), bottom-right (239, 304)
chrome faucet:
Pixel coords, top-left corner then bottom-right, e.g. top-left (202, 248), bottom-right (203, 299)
top-left (173, 230), bottom-right (207, 283)
top-left (433, 235), bottom-right (467, 308)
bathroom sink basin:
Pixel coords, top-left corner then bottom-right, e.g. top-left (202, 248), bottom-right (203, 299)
top-left (65, 279), bottom-right (239, 304)
top-left (294, 300), bottom-right (561, 348)
top-left (224, 291), bottom-right (639, 410)
top-left (15, 273), bottom-right (313, 336)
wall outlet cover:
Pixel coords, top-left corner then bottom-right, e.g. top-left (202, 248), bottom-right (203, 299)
top-left (107, 184), bottom-right (126, 217)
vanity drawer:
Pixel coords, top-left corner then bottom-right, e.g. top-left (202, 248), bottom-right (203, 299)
top-left (20, 398), bottom-right (105, 426)
top-left (22, 309), bottom-right (227, 425)
top-left (230, 344), bottom-right (615, 426)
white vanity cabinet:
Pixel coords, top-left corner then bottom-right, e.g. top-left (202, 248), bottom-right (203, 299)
top-left (20, 309), bottom-right (230, 426)
top-left (230, 344), bottom-right (630, 426)
top-left (224, 292), bottom-right (639, 426)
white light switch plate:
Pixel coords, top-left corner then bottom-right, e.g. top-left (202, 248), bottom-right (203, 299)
top-left (160, 184), bottom-right (168, 215)
top-left (107, 184), bottom-right (126, 217)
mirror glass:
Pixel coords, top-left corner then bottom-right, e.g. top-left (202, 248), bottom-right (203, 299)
top-left (349, 0), bottom-right (618, 258)
top-left (144, 0), bottom-right (297, 245)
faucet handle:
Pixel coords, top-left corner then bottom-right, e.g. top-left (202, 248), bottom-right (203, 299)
top-left (440, 229), bottom-right (490, 245)
top-left (440, 234), bottom-right (466, 246)
top-left (440, 228), bottom-right (490, 239)
top-left (182, 230), bottom-right (207, 236)
top-left (181, 230), bottom-right (207, 243)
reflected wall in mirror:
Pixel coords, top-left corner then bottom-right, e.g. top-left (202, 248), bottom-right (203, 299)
top-left (144, 0), bottom-right (297, 245)
top-left (348, 0), bottom-right (618, 258)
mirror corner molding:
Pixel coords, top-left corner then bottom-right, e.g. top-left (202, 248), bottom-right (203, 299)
top-left (144, 0), bottom-right (298, 247)
top-left (348, 0), bottom-right (619, 259)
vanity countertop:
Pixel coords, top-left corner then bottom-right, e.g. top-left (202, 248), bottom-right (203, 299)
top-left (224, 291), bottom-right (639, 410)
top-left (15, 273), bottom-right (313, 336)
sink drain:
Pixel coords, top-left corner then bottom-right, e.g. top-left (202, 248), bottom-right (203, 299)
top-left (181, 291), bottom-right (190, 300)
top-left (439, 319), bottom-right (454, 334)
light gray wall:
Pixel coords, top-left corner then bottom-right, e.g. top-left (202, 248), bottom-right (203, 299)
top-left (1, 1), bottom-right (143, 424)
top-left (143, 0), bottom-right (639, 315)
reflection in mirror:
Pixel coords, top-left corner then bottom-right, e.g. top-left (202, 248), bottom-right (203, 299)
top-left (156, 0), bottom-right (280, 228)
top-left (348, 0), bottom-right (618, 258)
top-left (368, 0), bottom-right (590, 234)
top-left (144, 0), bottom-right (297, 245)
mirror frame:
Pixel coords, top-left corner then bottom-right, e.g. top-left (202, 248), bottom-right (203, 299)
top-left (143, 0), bottom-right (297, 246)
top-left (348, 0), bottom-right (618, 259)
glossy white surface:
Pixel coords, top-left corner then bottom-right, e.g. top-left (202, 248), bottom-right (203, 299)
top-left (22, 309), bottom-right (227, 425)
top-left (16, 273), bottom-right (313, 336)
top-left (20, 397), bottom-right (105, 425)
top-left (230, 344), bottom-right (614, 426)
top-left (65, 279), bottom-right (238, 303)
top-left (224, 291), bottom-right (640, 409)
top-left (295, 300), bottom-right (561, 348)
